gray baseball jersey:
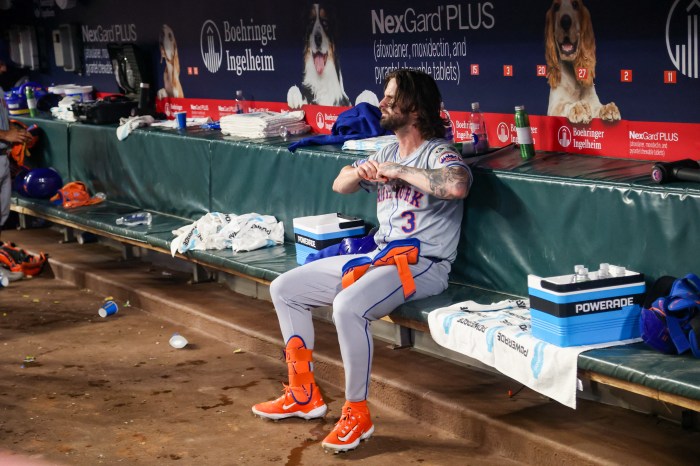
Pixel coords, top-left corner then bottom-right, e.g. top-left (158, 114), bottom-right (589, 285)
top-left (268, 138), bottom-right (471, 402)
top-left (355, 138), bottom-right (471, 262)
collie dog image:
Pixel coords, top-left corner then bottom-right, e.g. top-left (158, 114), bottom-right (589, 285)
top-left (545, 0), bottom-right (620, 123)
top-left (288, 3), bottom-right (377, 108)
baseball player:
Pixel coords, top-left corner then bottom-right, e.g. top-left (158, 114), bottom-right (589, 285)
top-left (252, 69), bottom-right (472, 453)
top-left (0, 45), bottom-right (32, 239)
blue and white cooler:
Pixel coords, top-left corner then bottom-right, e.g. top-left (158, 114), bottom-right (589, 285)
top-left (293, 213), bottom-right (365, 265)
top-left (528, 268), bottom-right (646, 347)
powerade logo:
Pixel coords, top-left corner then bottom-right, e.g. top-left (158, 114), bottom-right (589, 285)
top-left (297, 236), bottom-right (316, 248)
top-left (666, 0), bottom-right (700, 78)
top-left (575, 297), bottom-right (634, 314)
top-left (201, 20), bottom-right (223, 73)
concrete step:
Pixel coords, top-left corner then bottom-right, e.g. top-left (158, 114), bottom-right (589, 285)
top-left (6, 227), bottom-right (700, 465)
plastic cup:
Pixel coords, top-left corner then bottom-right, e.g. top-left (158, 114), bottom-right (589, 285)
top-left (169, 333), bottom-right (188, 349)
top-left (98, 300), bottom-right (118, 318)
top-left (175, 111), bottom-right (187, 130)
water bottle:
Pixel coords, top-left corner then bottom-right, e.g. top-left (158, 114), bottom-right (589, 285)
top-left (574, 267), bottom-right (590, 282)
top-left (138, 82), bottom-right (150, 114)
top-left (235, 90), bottom-right (247, 114)
top-left (514, 105), bottom-right (535, 160)
top-left (25, 87), bottom-right (37, 117)
top-left (469, 102), bottom-right (489, 154)
top-left (440, 102), bottom-right (454, 143)
top-left (116, 211), bottom-right (152, 226)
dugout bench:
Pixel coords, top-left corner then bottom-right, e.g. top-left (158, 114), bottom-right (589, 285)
top-left (11, 115), bottom-right (700, 414)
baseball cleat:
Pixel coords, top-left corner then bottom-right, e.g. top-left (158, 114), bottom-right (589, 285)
top-left (252, 383), bottom-right (327, 421)
top-left (321, 400), bottom-right (374, 453)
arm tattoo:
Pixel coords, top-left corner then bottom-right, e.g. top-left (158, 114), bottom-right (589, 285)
top-left (427, 166), bottom-right (470, 199)
top-left (389, 164), bottom-right (469, 199)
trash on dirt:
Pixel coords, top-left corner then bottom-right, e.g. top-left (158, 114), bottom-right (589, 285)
top-left (98, 300), bottom-right (118, 318)
top-left (21, 355), bottom-right (38, 368)
top-left (169, 333), bottom-right (188, 349)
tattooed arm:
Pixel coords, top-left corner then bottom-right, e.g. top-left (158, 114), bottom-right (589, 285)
top-left (375, 162), bottom-right (471, 199)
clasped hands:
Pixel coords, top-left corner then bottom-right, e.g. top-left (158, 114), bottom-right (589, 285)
top-left (356, 160), bottom-right (402, 184)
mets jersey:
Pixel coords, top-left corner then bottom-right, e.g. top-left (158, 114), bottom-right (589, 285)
top-left (353, 138), bottom-right (471, 263)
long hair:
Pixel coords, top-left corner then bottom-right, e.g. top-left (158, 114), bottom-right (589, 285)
top-left (384, 69), bottom-right (445, 139)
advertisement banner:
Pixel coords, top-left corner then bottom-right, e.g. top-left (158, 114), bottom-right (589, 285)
top-left (3, 1), bottom-right (698, 160)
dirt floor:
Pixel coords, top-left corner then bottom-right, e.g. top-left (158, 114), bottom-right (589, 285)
top-left (0, 270), bottom-right (516, 466)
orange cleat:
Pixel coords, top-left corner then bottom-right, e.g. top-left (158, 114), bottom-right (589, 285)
top-left (322, 400), bottom-right (374, 453)
top-left (252, 382), bottom-right (327, 420)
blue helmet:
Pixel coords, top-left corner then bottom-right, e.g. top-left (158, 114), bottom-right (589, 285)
top-left (21, 167), bottom-right (63, 199)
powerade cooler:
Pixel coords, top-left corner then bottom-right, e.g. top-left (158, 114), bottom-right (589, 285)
top-left (528, 269), bottom-right (646, 347)
top-left (293, 213), bottom-right (365, 265)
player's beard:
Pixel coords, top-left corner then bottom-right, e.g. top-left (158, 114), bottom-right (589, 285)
top-left (380, 111), bottom-right (410, 132)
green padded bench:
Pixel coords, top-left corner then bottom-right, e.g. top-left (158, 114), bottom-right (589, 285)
top-left (11, 116), bottom-right (700, 414)
top-left (14, 194), bottom-right (700, 413)
top-left (11, 196), bottom-right (296, 285)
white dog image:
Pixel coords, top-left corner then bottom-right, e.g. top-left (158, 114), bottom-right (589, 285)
top-left (545, 0), bottom-right (620, 123)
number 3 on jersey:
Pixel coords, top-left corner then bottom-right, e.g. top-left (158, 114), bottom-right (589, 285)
top-left (401, 211), bottom-right (416, 233)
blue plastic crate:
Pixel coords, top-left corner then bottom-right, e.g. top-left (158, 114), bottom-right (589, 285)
top-left (528, 271), bottom-right (645, 347)
top-left (292, 213), bottom-right (365, 265)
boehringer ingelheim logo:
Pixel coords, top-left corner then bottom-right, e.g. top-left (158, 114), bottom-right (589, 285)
top-left (201, 20), bottom-right (222, 73)
top-left (666, 0), bottom-right (700, 78)
top-left (558, 126), bottom-right (572, 148)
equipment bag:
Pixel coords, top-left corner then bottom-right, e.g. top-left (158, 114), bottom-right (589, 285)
top-left (0, 242), bottom-right (48, 277)
top-left (640, 273), bottom-right (700, 358)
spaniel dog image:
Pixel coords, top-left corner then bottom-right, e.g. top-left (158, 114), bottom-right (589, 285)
top-left (157, 24), bottom-right (184, 99)
top-left (287, 3), bottom-right (377, 108)
top-left (545, 0), bottom-right (620, 124)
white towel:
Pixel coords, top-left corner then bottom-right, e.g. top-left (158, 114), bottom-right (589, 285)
top-left (428, 300), bottom-right (640, 409)
top-left (170, 212), bottom-right (284, 256)
top-left (220, 110), bottom-right (308, 138)
top-left (116, 115), bottom-right (155, 140)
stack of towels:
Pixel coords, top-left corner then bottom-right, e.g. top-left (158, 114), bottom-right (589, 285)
top-left (220, 110), bottom-right (310, 138)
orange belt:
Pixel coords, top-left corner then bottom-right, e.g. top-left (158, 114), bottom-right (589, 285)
top-left (341, 238), bottom-right (420, 299)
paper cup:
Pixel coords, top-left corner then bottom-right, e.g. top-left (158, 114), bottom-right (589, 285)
top-left (169, 333), bottom-right (188, 349)
top-left (175, 111), bottom-right (187, 130)
top-left (98, 300), bottom-right (118, 318)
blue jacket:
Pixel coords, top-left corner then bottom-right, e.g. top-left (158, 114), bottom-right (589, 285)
top-left (288, 103), bottom-right (392, 152)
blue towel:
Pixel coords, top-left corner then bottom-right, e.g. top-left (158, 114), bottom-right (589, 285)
top-left (288, 103), bottom-right (392, 152)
